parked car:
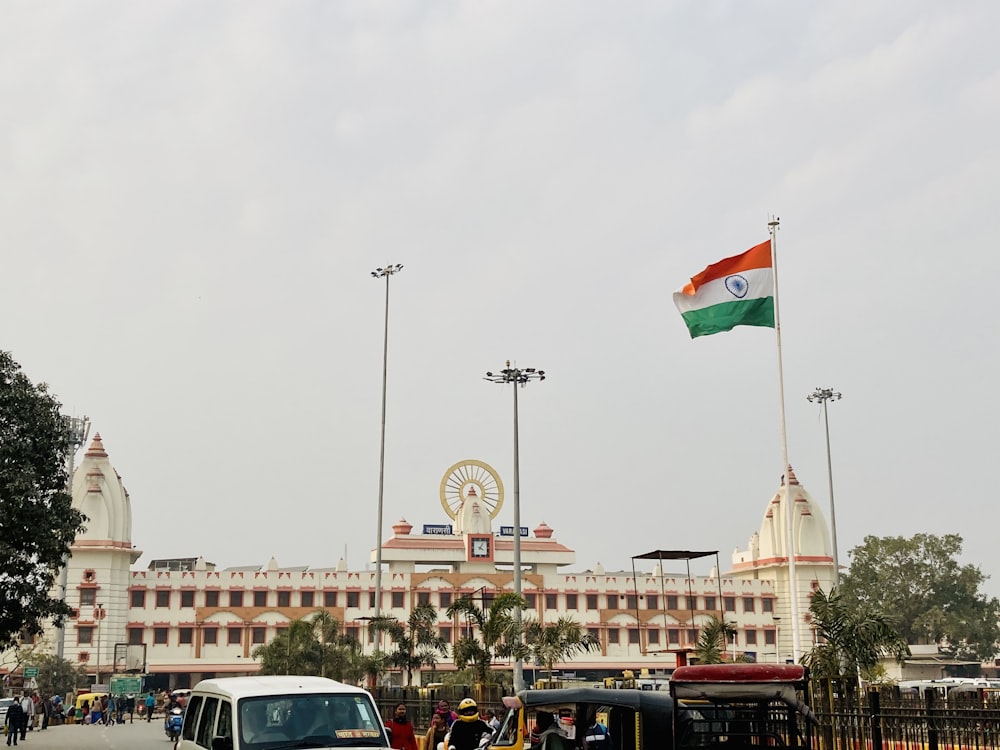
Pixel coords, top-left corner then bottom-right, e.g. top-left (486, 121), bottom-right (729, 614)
top-left (0, 697), bottom-right (15, 728)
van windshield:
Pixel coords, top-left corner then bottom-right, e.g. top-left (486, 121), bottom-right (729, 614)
top-left (238, 693), bottom-right (388, 749)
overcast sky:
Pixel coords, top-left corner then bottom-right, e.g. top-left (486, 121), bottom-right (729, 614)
top-left (4, 2), bottom-right (999, 596)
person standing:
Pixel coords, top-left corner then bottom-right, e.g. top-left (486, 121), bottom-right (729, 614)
top-left (19, 693), bottom-right (33, 739)
top-left (583, 710), bottom-right (611, 750)
top-left (145, 692), bottom-right (155, 722)
top-left (387, 704), bottom-right (418, 750)
top-left (41, 695), bottom-right (52, 730)
top-left (447, 699), bottom-right (492, 750)
top-left (126, 694), bottom-right (136, 723)
top-left (5, 696), bottom-right (24, 746)
top-left (436, 700), bottom-right (458, 728)
top-left (529, 711), bottom-right (568, 750)
top-left (426, 713), bottom-right (448, 750)
top-left (105, 695), bottom-right (117, 726)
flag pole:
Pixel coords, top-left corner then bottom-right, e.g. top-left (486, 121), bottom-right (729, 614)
top-left (769, 216), bottom-right (803, 662)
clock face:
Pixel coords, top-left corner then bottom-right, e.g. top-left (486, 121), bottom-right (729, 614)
top-left (471, 538), bottom-right (490, 557)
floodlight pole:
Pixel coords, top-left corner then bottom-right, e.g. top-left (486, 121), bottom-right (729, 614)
top-left (57, 415), bottom-right (90, 661)
top-left (807, 387), bottom-right (842, 587)
top-left (484, 361), bottom-right (545, 692)
top-left (371, 264), bottom-right (403, 619)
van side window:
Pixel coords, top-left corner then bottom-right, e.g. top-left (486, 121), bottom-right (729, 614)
top-left (197, 697), bottom-right (220, 747)
top-left (182, 695), bottom-right (204, 742)
top-left (218, 699), bottom-right (233, 741)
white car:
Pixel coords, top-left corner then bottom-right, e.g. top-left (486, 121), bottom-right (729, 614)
top-left (0, 697), bottom-right (15, 727)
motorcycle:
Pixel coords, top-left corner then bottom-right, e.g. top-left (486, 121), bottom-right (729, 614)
top-left (165, 706), bottom-right (183, 743)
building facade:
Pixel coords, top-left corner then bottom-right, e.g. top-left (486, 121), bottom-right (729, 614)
top-left (20, 438), bottom-right (836, 690)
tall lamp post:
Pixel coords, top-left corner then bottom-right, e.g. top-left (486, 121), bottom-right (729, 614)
top-left (57, 415), bottom-right (90, 661)
top-left (484, 361), bottom-right (545, 692)
top-left (807, 387), bottom-right (842, 587)
top-left (95, 603), bottom-right (104, 686)
top-left (370, 264), bottom-right (403, 618)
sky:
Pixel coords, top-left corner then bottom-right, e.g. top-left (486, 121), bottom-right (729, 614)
top-left (3, 2), bottom-right (999, 595)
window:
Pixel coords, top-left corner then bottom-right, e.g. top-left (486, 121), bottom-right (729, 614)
top-left (217, 700), bottom-right (233, 745)
top-left (346, 592), bottom-right (359, 608)
top-left (628, 628), bottom-right (640, 644)
top-left (277, 591), bottom-right (291, 607)
top-left (156, 590), bottom-right (170, 608)
top-left (275, 626), bottom-right (288, 641)
top-left (391, 592), bottom-right (404, 608)
top-left (128, 628), bottom-right (144, 646)
top-left (439, 626), bottom-right (452, 643)
top-left (182, 695), bottom-right (203, 742)
top-left (179, 628), bottom-right (193, 645)
top-left (625, 595), bottom-right (638, 610)
top-left (130, 590), bottom-right (146, 608)
top-left (417, 592), bottom-right (430, 605)
top-left (81, 589), bottom-right (96, 606)
top-left (524, 594), bottom-right (536, 609)
top-left (607, 628), bottom-right (620, 644)
top-left (346, 626), bottom-right (359, 641)
top-left (588, 627), bottom-right (600, 641)
top-left (648, 629), bottom-right (660, 645)
top-left (666, 595), bottom-right (679, 609)
top-left (254, 591), bottom-right (267, 607)
top-left (205, 591), bottom-right (220, 607)
top-left (368, 628), bottom-right (375, 644)
top-left (203, 628), bottom-right (218, 645)
top-left (229, 590), bottom-right (244, 607)
top-left (723, 596), bottom-right (736, 612)
top-left (566, 594), bottom-right (578, 610)
top-left (301, 591), bottom-right (315, 608)
top-left (324, 591), bottom-right (338, 607)
top-left (586, 594), bottom-right (598, 610)
top-left (252, 627), bottom-right (266, 644)
top-left (545, 594), bottom-right (557, 610)
top-left (154, 627), bottom-right (168, 645)
top-left (687, 629), bottom-right (699, 643)
top-left (704, 596), bottom-right (716, 612)
top-left (369, 592), bottom-right (376, 609)
top-left (743, 597), bottom-right (755, 613)
top-left (77, 626), bottom-right (94, 645)
top-left (668, 629), bottom-right (680, 644)
top-left (646, 595), bottom-right (658, 610)
top-left (181, 590), bottom-right (195, 608)
top-left (606, 595), bottom-right (618, 609)
top-left (765, 629), bottom-right (776, 646)
top-left (196, 697), bottom-right (219, 748)
top-left (762, 598), bottom-right (774, 613)
top-left (746, 630), bottom-right (757, 646)
top-left (228, 627), bottom-right (241, 645)
top-left (439, 592), bottom-right (452, 609)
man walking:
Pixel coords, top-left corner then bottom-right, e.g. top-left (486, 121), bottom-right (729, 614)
top-left (19, 694), bottom-right (33, 739)
top-left (145, 692), bottom-right (155, 722)
top-left (5, 696), bottom-right (24, 746)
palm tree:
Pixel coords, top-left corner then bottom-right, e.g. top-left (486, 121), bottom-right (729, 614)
top-left (692, 615), bottom-right (737, 664)
top-left (446, 592), bottom-right (526, 684)
top-left (523, 616), bottom-right (599, 682)
top-left (252, 611), bottom-right (361, 679)
top-left (368, 602), bottom-right (449, 685)
top-left (802, 587), bottom-right (910, 688)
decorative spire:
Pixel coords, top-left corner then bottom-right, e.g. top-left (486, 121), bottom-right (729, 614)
top-left (85, 433), bottom-right (108, 458)
top-left (786, 465), bottom-right (799, 485)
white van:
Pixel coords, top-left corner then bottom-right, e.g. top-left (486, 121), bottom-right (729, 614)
top-left (177, 675), bottom-right (390, 750)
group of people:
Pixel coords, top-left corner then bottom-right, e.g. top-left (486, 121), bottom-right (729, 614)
top-left (75, 693), bottom-right (139, 725)
top-left (4, 692), bottom-right (58, 746)
top-left (385, 699), bottom-right (610, 750)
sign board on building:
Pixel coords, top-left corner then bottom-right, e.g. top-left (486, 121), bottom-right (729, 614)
top-left (499, 526), bottom-right (529, 537)
top-left (110, 676), bottom-right (143, 694)
top-left (23, 667), bottom-right (39, 678)
top-left (422, 524), bottom-right (453, 535)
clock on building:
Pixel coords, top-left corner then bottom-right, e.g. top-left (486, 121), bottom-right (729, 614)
top-left (468, 535), bottom-right (493, 561)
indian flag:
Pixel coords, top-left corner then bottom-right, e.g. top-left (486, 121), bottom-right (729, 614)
top-left (673, 240), bottom-right (775, 338)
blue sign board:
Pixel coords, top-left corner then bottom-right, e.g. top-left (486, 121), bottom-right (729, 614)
top-left (499, 526), bottom-right (529, 537)
top-left (423, 524), bottom-right (453, 535)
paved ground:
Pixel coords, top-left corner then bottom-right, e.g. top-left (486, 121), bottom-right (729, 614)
top-left (3, 718), bottom-right (173, 750)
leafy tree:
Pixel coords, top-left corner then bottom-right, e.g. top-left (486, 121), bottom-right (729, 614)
top-left (252, 611), bottom-right (361, 680)
top-left (802, 587), bottom-right (910, 686)
top-left (692, 616), bottom-right (737, 664)
top-left (523, 616), bottom-right (599, 681)
top-left (369, 602), bottom-right (449, 686)
top-left (840, 534), bottom-right (1000, 660)
top-left (0, 352), bottom-right (86, 649)
top-left (446, 592), bottom-right (526, 684)
top-left (27, 650), bottom-right (88, 697)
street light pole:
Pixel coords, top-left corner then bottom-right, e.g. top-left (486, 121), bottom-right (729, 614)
top-left (96, 603), bottom-right (103, 686)
top-left (57, 415), bottom-right (90, 661)
top-left (484, 361), bottom-right (545, 693)
top-left (370, 264), bottom-right (403, 619)
top-left (807, 387), bottom-right (842, 588)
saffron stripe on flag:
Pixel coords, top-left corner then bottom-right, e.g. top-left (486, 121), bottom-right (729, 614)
top-left (682, 240), bottom-right (772, 295)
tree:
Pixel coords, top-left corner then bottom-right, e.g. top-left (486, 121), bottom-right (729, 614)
top-left (802, 587), bottom-right (910, 685)
top-left (446, 592), bottom-right (526, 684)
top-left (369, 602), bottom-right (449, 686)
top-left (27, 651), bottom-right (89, 697)
top-left (692, 616), bottom-right (737, 665)
top-left (840, 533), bottom-right (1000, 660)
top-left (0, 352), bottom-right (87, 649)
top-left (252, 611), bottom-right (361, 680)
top-left (523, 616), bottom-right (599, 681)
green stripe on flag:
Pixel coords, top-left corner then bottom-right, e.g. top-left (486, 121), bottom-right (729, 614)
top-left (681, 297), bottom-right (775, 338)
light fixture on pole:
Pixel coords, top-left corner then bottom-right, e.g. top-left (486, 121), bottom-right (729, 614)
top-left (57, 415), bottom-right (90, 661)
top-left (807, 387), bottom-right (842, 587)
top-left (95, 602), bottom-right (104, 686)
top-left (370, 264), bottom-right (403, 619)
top-left (484, 361), bottom-right (545, 693)
top-left (772, 616), bottom-right (782, 664)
